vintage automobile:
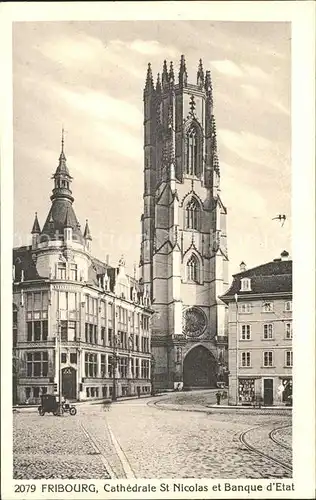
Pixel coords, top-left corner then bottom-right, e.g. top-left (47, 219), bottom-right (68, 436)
top-left (37, 394), bottom-right (77, 416)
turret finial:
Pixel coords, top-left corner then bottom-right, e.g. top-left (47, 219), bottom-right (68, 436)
top-left (169, 61), bottom-right (175, 86)
top-left (179, 54), bottom-right (188, 87)
top-left (197, 58), bottom-right (204, 86)
top-left (144, 62), bottom-right (154, 93)
top-left (162, 60), bottom-right (169, 90)
top-left (61, 126), bottom-right (65, 154)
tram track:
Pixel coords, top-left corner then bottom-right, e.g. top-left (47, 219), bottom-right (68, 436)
top-left (239, 423), bottom-right (292, 476)
top-left (269, 425), bottom-right (292, 451)
top-left (80, 415), bottom-right (136, 480)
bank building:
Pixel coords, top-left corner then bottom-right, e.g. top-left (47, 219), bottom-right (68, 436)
top-left (139, 57), bottom-right (229, 390)
top-left (12, 136), bottom-right (153, 404)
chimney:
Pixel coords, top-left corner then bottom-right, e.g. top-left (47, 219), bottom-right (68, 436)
top-left (239, 261), bottom-right (246, 272)
top-left (280, 250), bottom-right (289, 261)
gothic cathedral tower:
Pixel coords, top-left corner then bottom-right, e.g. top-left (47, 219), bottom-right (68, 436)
top-left (140, 57), bottom-right (229, 390)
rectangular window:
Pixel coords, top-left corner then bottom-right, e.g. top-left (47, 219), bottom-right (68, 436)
top-left (262, 302), bottom-right (274, 313)
top-left (285, 351), bottom-right (293, 367)
top-left (26, 351), bottom-right (48, 377)
top-left (34, 292), bottom-right (42, 310)
top-left (118, 357), bottom-right (128, 378)
top-left (240, 324), bottom-right (251, 340)
top-left (285, 323), bottom-right (293, 339)
top-left (27, 322), bottom-right (32, 342)
top-left (60, 321), bottom-right (68, 342)
top-left (61, 353), bottom-right (67, 364)
top-left (241, 352), bottom-right (251, 367)
top-left (68, 321), bottom-right (76, 341)
top-left (101, 355), bottom-right (106, 378)
top-left (240, 303), bottom-right (252, 314)
top-left (59, 291), bottom-right (67, 311)
top-left (263, 351), bottom-right (273, 367)
top-left (263, 324), bottom-right (273, 340)
top-left (240, 278), bottom-right (251, 291)
top-left (42, 320), bottom-right (48, 340)
top-left (284, 300), bottom-right (292, 312)
top-left (69, 264), bottom-right (77, 281)
top-left (41, 386), bottom-right (47, 395)
top-left (70, 352), bottom-right (77, 364)
top-left (108, 328), bottom-right (113, 347)
top-left (85, 353), bottom-right (97, 378)
top-left (58, 263), bottom-right (67, 280)
top-left (25, 387), bottom-right (31, 399)
top-left (34, 321), bottom-right (41, 341)
top-left (33, 387), bottom-right (40, 398)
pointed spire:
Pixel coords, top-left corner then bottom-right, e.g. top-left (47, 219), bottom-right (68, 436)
top-left (83, 219), bottom-right (92, 240)
top-left (156, 73), bottom-right (161, 95)
top-left (178, 55), bottom-right (188, 87)
top-left (56, 127), bottom-right (70, 176)
top-left (144, 62), bottom-right (154, 94)
top-left (169, 61), bottom-right (175, 86)
top-left (197, 59), bottom-right (204, 86)
top-left (162, 60), bottom-right (169, 91)
top-left (31, 212), bottom-right (41, 234)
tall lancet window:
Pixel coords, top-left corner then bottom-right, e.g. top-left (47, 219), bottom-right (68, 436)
top-left (186, 128), bottom-right (198, 175)
top-left (186, 255), bottom-right (199, 283)
top-left (185, 198), bottom-right (200, 230)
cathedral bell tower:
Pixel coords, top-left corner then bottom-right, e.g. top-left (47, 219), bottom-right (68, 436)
top-left (140, 56), bottom-right (229, 390)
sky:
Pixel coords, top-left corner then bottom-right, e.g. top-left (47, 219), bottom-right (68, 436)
top-left (13, 20), bottom-right (291, 279)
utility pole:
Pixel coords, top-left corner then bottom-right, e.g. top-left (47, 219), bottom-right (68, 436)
top-left (234, 293), bottom-right (239, 406)
top-left (57, 313), bottom-right (63, 415)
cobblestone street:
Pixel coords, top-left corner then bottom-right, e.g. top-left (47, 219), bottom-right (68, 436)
top-left (13, 391), bottom-right (292, 479)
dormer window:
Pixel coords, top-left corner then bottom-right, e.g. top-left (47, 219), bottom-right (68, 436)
top-left (240, 278), bottom-right (251, 291)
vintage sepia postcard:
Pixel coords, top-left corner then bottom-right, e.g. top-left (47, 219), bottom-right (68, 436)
top-left (1, 1), bottom-right (315, 499)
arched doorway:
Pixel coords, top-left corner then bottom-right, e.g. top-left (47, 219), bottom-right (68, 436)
top-left (183, 345), bottom-right (217, 388)
top-left (62, 367), bottom-right (77, 400)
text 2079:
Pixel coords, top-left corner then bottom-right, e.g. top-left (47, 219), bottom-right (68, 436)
top-left (15, 484), bottom-right (36, 493)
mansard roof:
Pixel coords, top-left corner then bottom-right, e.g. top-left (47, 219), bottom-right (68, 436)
top-left (221, 259), bottom-right (292, 301)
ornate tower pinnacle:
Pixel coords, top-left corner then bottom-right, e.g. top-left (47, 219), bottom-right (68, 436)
top-left (162, 60), bottom-right (169, 91)
top-left (197, 58), bottom-right (204, 87)
top-left (178, 54), bottom-right (188, 87)
top-left (144, 63), bottom-right (154, 94)
top-left (169, 61), bottom-right (175, 87)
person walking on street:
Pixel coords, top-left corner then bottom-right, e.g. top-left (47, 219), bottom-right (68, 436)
top-left (216, 391), bottom-right (221, 405)
top-left (137, 386), bottom-right (141, 398)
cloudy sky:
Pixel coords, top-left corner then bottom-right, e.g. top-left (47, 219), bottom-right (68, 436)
top-left (13, 20), bottom-right (291, 278)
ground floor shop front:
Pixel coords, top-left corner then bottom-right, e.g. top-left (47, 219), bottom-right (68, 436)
top-left (229, 375), bottom-right (292, 406)
top-left (14, 346), bottom-right (152, 404)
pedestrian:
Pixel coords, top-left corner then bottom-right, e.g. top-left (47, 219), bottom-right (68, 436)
top-left (216, 391), bottom-right (221, 405)
top-left (137, 386), bottom-right (141, 398)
